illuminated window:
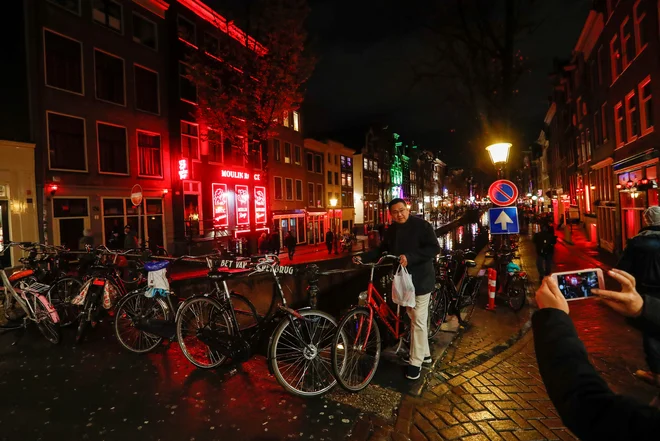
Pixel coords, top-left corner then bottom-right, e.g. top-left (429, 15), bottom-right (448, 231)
top-left (273, 139), bottom-right (281, 162)
top-left (134, 65), bottom-right (159, 114)
top-left (93, 0), bottom-right (122, 33)
top-left (284, 142), bottom-right (291, 163)
top-left (47, 111), bottom-right (86, 171)
top-left (341, 173), bottom-right (347, 186)
top-left (179, 62), bottom-right (197, 104)
top-left (625, 90), bottom-right (640, 140)
top-left (347, 173), bottom-right (353, 187)
top-left (97, 122), bottom-right (128, 174)
top-left (137, 131), bottom-right (161, 177)
top-left (614, 102), bottom-right (626, 147)
top-left (283, 112), bottom-right (290, 127)
top-left (294, 145), bottom-right (301, 165)
top-left (639, 76), bottom-right (653, 134)
top-left (44, 30), bottom-right (83, 94)
top-left (95, 50), bottom-right (125, 105)
top-left (177, 15), bottom-right (196, 46)
top-left (285, 178), bottom-right (293, 200)
top-left (181, 121), bottom-right (199, 160)
top-left (364, 158), bottom-right (368, 170)
top-left (133, 13), bottom-right (157, 50)
top-left (47, 0), bottom-right (81, 15)
top-left (274, 177), bottom-right (283, 200)
top-left (610, 34), bottom-right (621, 80)
top-left (293, 111), bottom-right (300, 132)
top-left (621, 17), bottom-right (635, 68)
top-left (634, 0), bottom-right (648, 53)
top-left (295, 180), bottom-right (303, 201)
top-left (317, 184), bottom-right (323, 207)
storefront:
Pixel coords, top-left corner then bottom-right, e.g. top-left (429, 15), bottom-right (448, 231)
top-left (0, 140), bottom-right (39, 268)
top-left (307, 210), bottom-right (327, 245)
top-left (273, 210), bottom-right (306, 246)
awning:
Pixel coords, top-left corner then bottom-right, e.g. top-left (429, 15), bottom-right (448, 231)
top-left (614, 149), bottom-right (659, 172)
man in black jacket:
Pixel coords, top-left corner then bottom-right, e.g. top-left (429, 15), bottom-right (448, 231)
top-left (533, 270), bottom-right (660, 440)
top-left (357, 198), bottom-right (440, 380)
top-left (617, 206), bottom-right (660, 386)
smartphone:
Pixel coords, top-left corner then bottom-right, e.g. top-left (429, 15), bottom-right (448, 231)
top-left (551, 268), bottom-right (605, 301)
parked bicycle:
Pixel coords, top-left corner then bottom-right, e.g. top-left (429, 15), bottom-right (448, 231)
top-left (493, 248), bottom-right (528, 311)
top-left (175, 254), bottom-right (338, 397)
top-left (0, 242), bottom-right (61, 344)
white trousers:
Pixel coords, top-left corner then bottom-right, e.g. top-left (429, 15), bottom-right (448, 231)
top-left (406, 293), bottom-right (431, 367)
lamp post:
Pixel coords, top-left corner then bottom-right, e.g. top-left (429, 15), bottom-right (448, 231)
top-left (486, 142), bottom-right (512, 179)
top-left (330, 198), bottom-right (339, 254)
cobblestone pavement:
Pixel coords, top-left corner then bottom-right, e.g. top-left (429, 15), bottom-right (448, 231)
top-left (346, 226), bottom-right (658, 441)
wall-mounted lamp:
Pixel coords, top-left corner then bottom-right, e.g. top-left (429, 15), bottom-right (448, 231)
top-left (162, 189), bottom-right (169, 197)
top-left (48, 184), bottom-right (59, 197)
top-left (616, 184), bottom-right (623, 190)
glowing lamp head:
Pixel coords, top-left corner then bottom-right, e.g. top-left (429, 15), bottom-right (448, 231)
top-left (486, 143), bottom-right (512, 165)
top-left (48, 184), bottom-right (59, 196)
top-left (627, 179), bottom-right (634, 188)
top-left (329, 198), bottom-right (338, 207)
top-left (642, 179), bottom-right (649, 185)
top-left (616, 183), bottom-right (622, 189)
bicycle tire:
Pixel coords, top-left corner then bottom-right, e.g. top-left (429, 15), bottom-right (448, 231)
top-left (507, 279), bottom-right (527, 312)
top-left (270, 309), bottom-right (337, 397)
top-left (48, 277), bottom-right (83, 327)
top-left (34, 297), bottom-right (61, 344)
top-left (176, 296), bottom-right (233, 369)
top-left (428, 288), bottom-right (448, 339)
top-left (114, 291), bottom-right (167, 353)
top-left (331, 307), bottom-right (381, 392)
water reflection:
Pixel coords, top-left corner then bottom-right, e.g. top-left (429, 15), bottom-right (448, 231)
top-left (438, 221), bottom-right (488, 254)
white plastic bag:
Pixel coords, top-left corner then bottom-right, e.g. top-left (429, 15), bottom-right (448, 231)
top-left (392, 265), bottom-right (416, 307)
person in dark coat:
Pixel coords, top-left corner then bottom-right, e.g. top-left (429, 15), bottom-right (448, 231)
top-left (358, 198), bottom-right (440, 380)
top-left (258, 232), bottom-right (269, 254)
top-left (284, 231), bottom-right (296, 260)
top-left (123, 225), bottom-right (138, 250)
top-left (533, 222), bottom-right (556, 277)
top-left (325, 229), bottom-right (334, 254)
top-left (270, 230), bottom-right (280, 255)
top-left (617, 206), bottom-right (660, 386)
top-left (533, 270), bottom-right (660, 440)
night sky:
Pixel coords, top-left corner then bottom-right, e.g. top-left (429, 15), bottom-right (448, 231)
top-left (302, 0), bottom-right (592, 167)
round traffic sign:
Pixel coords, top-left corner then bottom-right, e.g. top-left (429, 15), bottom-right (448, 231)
top-left (488, 180), bottom-right (519, 207)
top-left (131, 184), bottom-right (143, 206)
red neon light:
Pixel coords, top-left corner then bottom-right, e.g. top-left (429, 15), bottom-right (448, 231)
top-left (49, 184), bottom-right (59, 192)
top-left (212, 183), bottom-right (229, 227)
top-left (255, 186), bottom-right (267, 224)
top-left (235, 184), bottom-right (250, 225)
top-left (219, 169), bottom-right (261, 181)
top-left (254, 173), bottom-right (261, 181)
top-left (178, 159), bottom-right (189, 180)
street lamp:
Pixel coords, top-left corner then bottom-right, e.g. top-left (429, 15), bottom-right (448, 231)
top-left (486, 142), bottom-right (512, 178)
top-left (329, 198), bottom-right (339, 254)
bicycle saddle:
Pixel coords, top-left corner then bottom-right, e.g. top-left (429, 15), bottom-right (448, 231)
top-left (144, 261), bottom-right (170, 272)
top-left (464, 260), bottom-right (477, 267)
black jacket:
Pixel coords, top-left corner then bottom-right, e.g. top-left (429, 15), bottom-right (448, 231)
top-left (533, 307), bottom-right (660, 441)
top-left (532, 229), bottom-right (556, 256)
top-left (617, 226), bottom-right (660, 296)
top-left (364, 216), bottom-right (440, 295)
top-left (284, 235), bottom-right (296, 249)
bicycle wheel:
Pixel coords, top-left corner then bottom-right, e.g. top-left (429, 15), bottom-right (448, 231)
top-left (34, 297), bottom-right (61, 344)
top-left (270, 309), bottom-right (337, 397)
top-left (48, 277), bottom-right (82, 327)
top-left (117, 260), bottom-right (144, 285)
top-left (507, 279), bottom-right (527, 312)
top-left (428, 288), bottom-right (448, 339)
top-left (331, 307), bottom-right (381, 392)
top-left (176, 297), bottom-right (233, 369)
top-left (114, 291), bottom-right (167, 353)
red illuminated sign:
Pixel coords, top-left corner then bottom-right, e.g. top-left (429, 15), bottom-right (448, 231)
top-left (254, 186), bottom-right (266, 224)
top-left (235, 184), bottom-right (250, 225)
top-left (220, 169), bottom-right (262, 181)
top-left (178, 159), bottom-right (189, 180)
top-left (212, 183), bottom-right (228, 227)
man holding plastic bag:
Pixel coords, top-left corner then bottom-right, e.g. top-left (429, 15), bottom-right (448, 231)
top-left (355, 198), bottom-right (441, 380)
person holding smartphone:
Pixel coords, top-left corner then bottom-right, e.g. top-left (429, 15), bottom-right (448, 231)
top-left (616, 206), bottom-right (660, 387)
top-left (533, 270), bottom-right (660, 440)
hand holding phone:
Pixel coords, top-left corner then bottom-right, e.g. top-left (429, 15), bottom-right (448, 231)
top-left (592, 269), bottom-right (644, 318)
top-left (550, 268), bottom-right (605, 301)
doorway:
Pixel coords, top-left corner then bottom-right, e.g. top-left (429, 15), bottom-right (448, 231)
top-left (52, 198), bottom-right (90, 250)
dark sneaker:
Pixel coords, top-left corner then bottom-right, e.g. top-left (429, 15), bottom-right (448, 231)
top-left (403, 355), bottom-right (432, 365)
top-left (406, 365), bottom-right (421, 380)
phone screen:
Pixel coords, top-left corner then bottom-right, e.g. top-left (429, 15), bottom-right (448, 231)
top-left (556, 270), bottom-right (600, 300)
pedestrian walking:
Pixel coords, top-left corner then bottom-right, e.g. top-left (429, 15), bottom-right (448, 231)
top-left (533, 272), bottom-right (660, 440)
top-left (123, 224), bottom-right (138, 250)
top-left (325, 229), bottom-right (334, 254)
top-left (270, 230), bottom-right (280, 255)
top-left (616, 206), bottom-right (660, 388)
top-left (533, 222), bottom-right (556, 277)
top-left (284, 230), bottom-right (296, 260)
top-left (258, 232), bottom-right (269, 254)
top-left (356, 198), bottom-right (440, 380)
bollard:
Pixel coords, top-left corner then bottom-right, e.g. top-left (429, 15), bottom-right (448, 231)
top-left (486, 268), bottom-right (497, 311)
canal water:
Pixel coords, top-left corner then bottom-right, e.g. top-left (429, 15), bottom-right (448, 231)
top-left (436, 211), bottom-right (491, 254)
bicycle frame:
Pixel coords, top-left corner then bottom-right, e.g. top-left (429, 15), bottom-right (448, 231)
top-left (0, 268), bottom-right (60, 324)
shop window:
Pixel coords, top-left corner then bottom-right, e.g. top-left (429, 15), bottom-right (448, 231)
top-left (639, 76), bottom-right (653, 134)
top-left (294, 145), bottom-right (301, 165)
top-left (284, 142), bottom-right (291, 164)
top-left (47, 112), bottom-right (86, 171)
top-left (285, 178), bottom-right (293, 200)
top-left (93, 0), bottom-right (122, 33)
top-left (44, 30), bottom-right (83, 94)
top-left (295, 180), bottom-right (303, 201)
top-left (137, 131), bottom-right (161, 177)
top-left (179, 62), bottom-right (197, 104)
top-left (314, 154), bottom-right (322, 173)
top-left (47, 0), bottom-right (81, 14)
top-left (273, 139), bottom-right (281, 162)
top-left (53, 198), bottom-right (89, 251)
top-left (634, 0), bottom-right (648, 53)
top-left (626, 90), bottom-right (640, 140)
top-left (135, 65), bottom-right (159, 114)
top-left (181, 121), bottom-right (199, 161)
top-left (306, 152), bottom-right (313, 171)
top-left (54, 198), bottom-right (89, 218)
top-left (614, 102), bottom-right (626, 147)
top-left (610, 34), bottom-right (621, 80)
top-left (97, 122), bottom-right (128, 174)
top-left (95, 49), bottom-right (125, 105)
top-left (317, 184), bottom-right (323, 207)
top-left (177, 15), bottom-right (196, 46)
top-left (308, 183), bottom-right (314, 206)
top-left (621, 17), bottom-right (635, 68)
top-left (274, 176), bottom-right (283, 200)
top-left (293, 111), bottom-right (300, 132)
top-left (133, 12), bottom-right (157, 50)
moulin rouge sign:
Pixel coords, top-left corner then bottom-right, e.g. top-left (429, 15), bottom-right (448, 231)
top-left (212, 183), bottom-right (228, 227)
top-left (235, 184), bottom-right (250, 225)
top-left (220, 169), bottom-right (261, 181)
top-left (254, 186), bottom-right (266, 224)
